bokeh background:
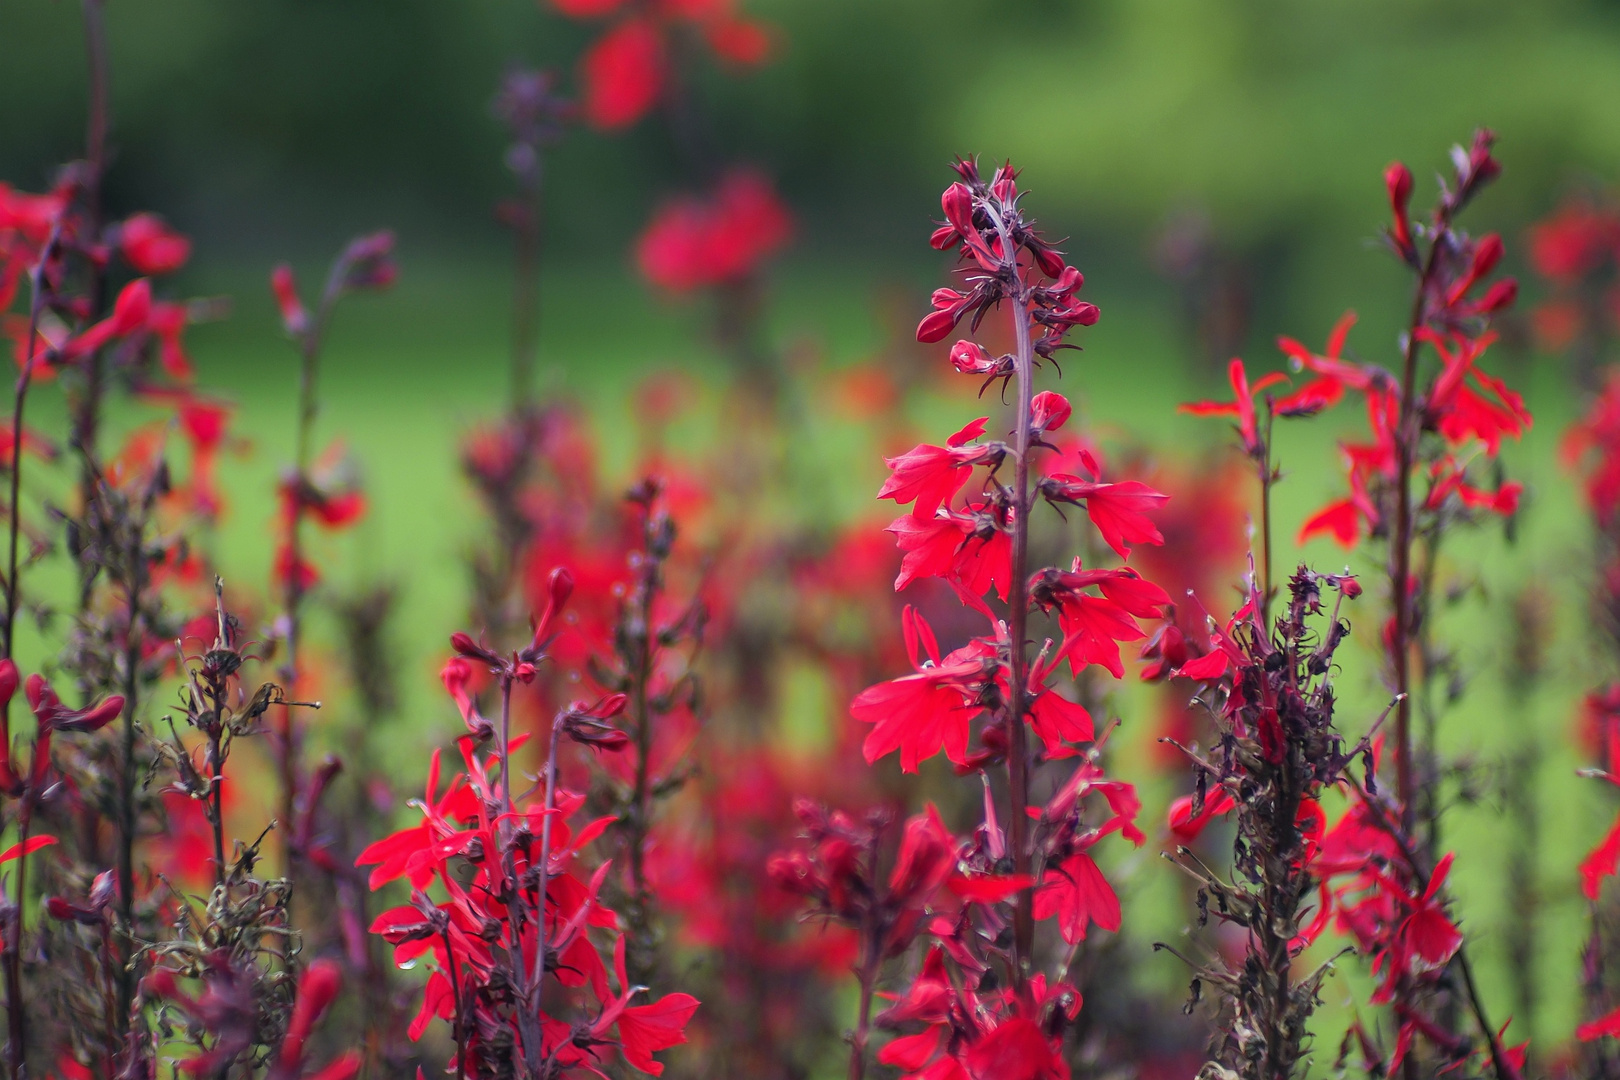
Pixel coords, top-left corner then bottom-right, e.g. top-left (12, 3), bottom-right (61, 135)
top-left (6, 0), bottom-right (1620, 1068)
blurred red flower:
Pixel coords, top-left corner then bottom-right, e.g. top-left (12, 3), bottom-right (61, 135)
top-left (636, 170), bottom-right (793, 292)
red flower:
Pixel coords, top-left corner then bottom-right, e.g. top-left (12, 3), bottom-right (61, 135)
top-left (1582, 813), bottom-right (1620, 901)
top-left (1421, 329), bottom-right (1531, 454)
top-left (1180, 357), bottom-right (1287, 456)
top-left (616, 993), bottom-right (701, 1075)
top-left (1579, 1004), bottom-right (1620, 1043)
top-left (1529, 198), bottom-right (1620, 283)
top-left (888, 806), bottom-right (957, 914)
top-left (558, 0), bottom-right (774, 130)
top-left (1033, 852), bottom-right (1120, 943)
top-left (1167, 788), bottom-right (1235, 843)
top-left (851, 607), bottom-right (994, 772)
top-left (1025, 673), bottom-right (1093, 753)
top-left (635, 169), bottom-right (793, 291)
top-left (26, 673), bottom-right (123, 733)
top-left (960, 1017), bottom-right (1067, 1080)
top-left (1038, 476), bottom-right (1167, 559)
top-left (887, 502), bottom-right (1012, 607)
top-left (1028, 391), bottom-right (1070, 438)
top-left (61, 278), bottom-right (153, 362)
top-left (1029, 562), bottom-right (1168, 679)
top-left (706, 17), bottom-right (772, 64)
top-left (879, 417), bottom-right (1000, 520)
top-left (1273, 310), bottom-right (1369, 416)
top-left (1386, 162), bottom-right (1415, 263)
top-left (120, 213), bottom-right (192, 276)
top-left (272, 265), bottom-right (308, 336)
top-left (1392, 853), bottom-right (1464, 976)
top-left (0, 422), bottom-right (57, 470)
top-left (1565, 371), bottom-right (1620, 525)
top-left (0, 834), bottom-right (56, 865)
top-left (1297, 499), bottom-right (1363, 547)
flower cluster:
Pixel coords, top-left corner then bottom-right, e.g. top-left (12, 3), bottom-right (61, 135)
top-left (360, 573), bottom-right (699, 1080)
top-left (1174, 133), bottom-right (1533, 1079)
top-left (779, 158), bottom-right (1163, 1080)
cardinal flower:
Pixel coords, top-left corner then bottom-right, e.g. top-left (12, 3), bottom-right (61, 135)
top-left (851, 607), bottom-right (995, 772)
top-left (1038, 475), bottom-right (1167, 558)
top-left (636, 170), bottom-right (793, 292)
top-left (879, 417), bottom-right (1003, 520)
top-left (1033, 851), bottom-right (1120, 943)
top-left (1180, 357), bottom-right (1287, 457)
top-left (120, 213), bottom-right (192, 276)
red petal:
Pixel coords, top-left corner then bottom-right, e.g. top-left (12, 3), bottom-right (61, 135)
top-left (0, 834), bottom-right (57, 863)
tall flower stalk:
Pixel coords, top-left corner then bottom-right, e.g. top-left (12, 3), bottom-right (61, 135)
top-left (1178, 132), bottom-right (1528, 1078)
top-left (270, 233), bottom-right (393, 874)
top-left (361, 567), bottom-right (700, 1080)
top-left (777, 157), bottom-right (1169, 1080)
top-left (1156, 564), bottom-right (1366, 1079)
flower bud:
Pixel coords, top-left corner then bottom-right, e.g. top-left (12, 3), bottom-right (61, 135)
top-left (941, 183), bottom-right (974, 236)
top-left (1447, 233), bottom-right (1508, 306)
top-left (61, 695), bottom-right (123, 733)
top-left (1475, 277), bottom-right (1517, 314)
top-left (917, 309), bottom-right (958, 344)
top-left (1384, 162), bottom-right (1413, 216)
top-left (89, 869), bottom-right (116, 909)
top-left (990, 164), bottom-right (1017, 203)
top-left (1471, 233), bottom-right (1504, 279)
top-left (1385, 162), bottom-right (1415, 259)
top-left (1054, 299), bottom-right (1100, 328)
top-left (562, 716), bottom-right (631, 752)
top-left (530, 565), bottom-right (576, 652)
top-left (449, 632), bottom-right (500, 667)
top-left (338, 231), bottom-right (398, 293)
top-left (547, 565), bottom-right (574, 610)
top-left (1029, 242), bottom-right (1066, 280)
top-left (579, 692), bottom-right (628, 719)
top-left (766, 852), bottom-right (816, 895)
top-left (1049, 265), bottom-right (1084, 297)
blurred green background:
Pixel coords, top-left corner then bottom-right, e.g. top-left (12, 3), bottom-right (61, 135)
top-left (5, 0), bottom-right (1620, 1064)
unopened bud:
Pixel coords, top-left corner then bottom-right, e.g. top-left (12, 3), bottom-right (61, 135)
top-left (547, 566), bottom-right (574, 610)
top-left (1471, 233), bottom-right (1504, 278)
top-left (941, 183), bottom-right (974, 235)
top-left (1384, 162), bottom-right (1413, 213)
top-left (1476, 277), bottom-right (1517, 314)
